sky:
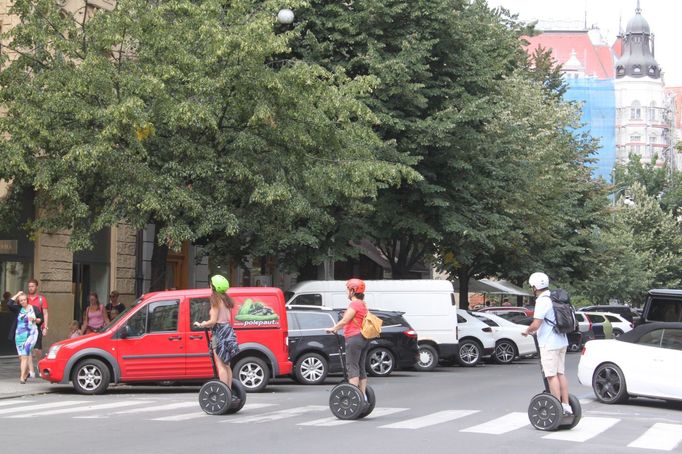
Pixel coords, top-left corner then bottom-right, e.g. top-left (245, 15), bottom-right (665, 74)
top-left (486, 0), bottom-right (682, 87)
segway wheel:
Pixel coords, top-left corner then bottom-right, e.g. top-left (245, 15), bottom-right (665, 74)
top-left (528, 393), bottom-right (562, 431)
top-left (329, 383), bottom-right (365, 420)
top-left (199, 380), bottom-right (233, 415)
top-left (358, 385), bottom-right (376, 418)
top-left (226, 379), bottom-right (247, 414)
top-left (558, 393), bottom-right (582, 430)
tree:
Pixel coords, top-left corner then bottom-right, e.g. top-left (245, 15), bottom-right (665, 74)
top-left (0, 0), bottom-right (414, 289)
top-left (578, 183), bottom-right (682, 304)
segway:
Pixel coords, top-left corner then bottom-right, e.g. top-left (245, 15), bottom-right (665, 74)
top-left (329, 334), bottom-right (376, 420)
top-left (198, 328), bottom-right (247, 415)
top-left (527, 335), bottom-right (582, 431)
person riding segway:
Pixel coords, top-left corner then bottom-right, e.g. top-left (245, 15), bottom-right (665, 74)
top-left (523, 272), bottom-right (581, 431)
top-left (326, 278), bottom-right (377, 420)
top-left (195, 275), bottom-right (246, 415)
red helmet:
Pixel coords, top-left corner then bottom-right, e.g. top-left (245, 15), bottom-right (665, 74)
top-left (346, 278), bottom-right (366, 294)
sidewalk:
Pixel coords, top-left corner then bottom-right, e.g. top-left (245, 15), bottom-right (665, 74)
top-left (0, 356), bottom-right (66, 399)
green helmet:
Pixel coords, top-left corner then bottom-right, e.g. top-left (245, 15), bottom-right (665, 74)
top-left (210, 275), bottom-right (230, 293)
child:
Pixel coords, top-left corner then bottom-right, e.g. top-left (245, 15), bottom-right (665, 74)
top-left (69, 320), bottom-right (81, 339)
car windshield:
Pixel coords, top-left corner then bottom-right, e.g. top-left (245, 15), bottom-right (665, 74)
top-left (99, 297), bottom-right (142, 331)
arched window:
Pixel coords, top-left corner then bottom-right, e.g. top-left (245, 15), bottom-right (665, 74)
top-left (631, 101), bottom-right (642, 120)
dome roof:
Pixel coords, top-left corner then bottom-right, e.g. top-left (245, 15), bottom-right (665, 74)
top-left (626, 11), bottom-right (650, 35)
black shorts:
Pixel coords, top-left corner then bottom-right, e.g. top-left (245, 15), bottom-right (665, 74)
top-left (345, 334), bottom-right (370, 379)
top-left (34, 329), bottom-right (43, 351)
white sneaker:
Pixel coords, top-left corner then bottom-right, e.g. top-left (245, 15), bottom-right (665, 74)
top-left (562, 403), bottom-right (573, 415)
top-left (29, 371), bottom-right (35, 379)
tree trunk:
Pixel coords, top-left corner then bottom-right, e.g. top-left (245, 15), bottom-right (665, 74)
top-left (457, 267), bottom-right (471, 310)
top-left (150, 225), bottom-right (169, 292)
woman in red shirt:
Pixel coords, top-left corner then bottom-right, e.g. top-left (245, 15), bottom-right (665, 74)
top-left (327, 278), bottom-right (369, 397)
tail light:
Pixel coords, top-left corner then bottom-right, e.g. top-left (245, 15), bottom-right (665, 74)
top-left (482, 327), bottom-right (492, 333)
top-left (403, 329), bottom-right (418, 339)
top-left (581, 346), bottom-right (586, 355)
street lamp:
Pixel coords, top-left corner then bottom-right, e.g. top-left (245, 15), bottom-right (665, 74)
top-left (276, 8), bottom-right (295, 25)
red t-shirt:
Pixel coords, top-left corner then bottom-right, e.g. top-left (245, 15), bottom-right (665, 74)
top-left (344, 299), bottom-right (368, 338)
top-left (28, 294), bottom-right (48, 312)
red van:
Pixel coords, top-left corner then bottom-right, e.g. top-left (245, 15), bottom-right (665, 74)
top-left (39, 287), bottom-right (292, 394)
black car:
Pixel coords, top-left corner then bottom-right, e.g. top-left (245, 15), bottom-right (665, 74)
top-left (286, 306), bottom-right (418, 385)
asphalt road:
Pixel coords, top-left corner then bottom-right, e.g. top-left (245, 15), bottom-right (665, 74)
top-left (1, 354), bottom-right (681, 454)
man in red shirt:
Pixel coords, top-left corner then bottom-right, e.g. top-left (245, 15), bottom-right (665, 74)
top-left (27, 278), bottom-right (48, 378)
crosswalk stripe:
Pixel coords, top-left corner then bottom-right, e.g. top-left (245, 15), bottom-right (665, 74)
top-left (299, 407), bottom-right (409, 427)
top-left (0, 400), bottom-right (32, 408)
top-left (10, 400), bottom-right (153, 418)
top-left (113, 402), bottom-right (197, 415)
top-left (543, 416), bottom-right (620, 442)
top-left (379, 410), bottom-right (480, 429)
top-left (460, 412), bottom-right (529, 435)
top-left (0, 401), bottom-right (83, 415)
top-left (228, 405), bottom-right (328, 424)
top-left (151, 403), bottom-right (277, 422)
top-left (627, 423), bottom-right (682, 451)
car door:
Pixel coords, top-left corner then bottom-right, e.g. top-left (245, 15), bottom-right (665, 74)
top-left (185, 296), bottom-right (216, 379)
top-left (290, 311), bottom-right (343, 371)
top-left (657, 328), bottom-right (682, 399)
top-left (115, 298), bottom-right (185, 380)
top-left (626, 328), bottom-right (665, 397)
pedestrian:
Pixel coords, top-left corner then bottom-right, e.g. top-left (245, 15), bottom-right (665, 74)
top-left (81, 292), bottom-right (110, 334)
top-left (27, 278), bottom-right (48, 378)
top-left (68, 320), bottom-right (81, 339)
top-left (502, 298), bottom-right (512, 307)
top-left (326, 278), bottom-right (370, 399)
top-left (7, 291), bottom-right (41, 383)
top-left (106, 290), bottom-right (125, 319)
top-left (602, 315), bottom-right (613, 339)
top-left (193, 275), bottom-right (239, 388)
top-left (522, 272), bottom-right (573, 415)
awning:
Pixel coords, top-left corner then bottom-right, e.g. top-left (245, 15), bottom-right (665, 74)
top-left (479, 279), bottom-right (532, 296)
top-left (451, 278), bottom-right (502, 294)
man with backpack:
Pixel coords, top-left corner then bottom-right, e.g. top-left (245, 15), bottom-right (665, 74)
top-left (522, 272), bottom-right (572, 415)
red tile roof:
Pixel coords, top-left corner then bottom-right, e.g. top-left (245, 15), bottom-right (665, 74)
top-left (524, 31), bottom-right (617, 80)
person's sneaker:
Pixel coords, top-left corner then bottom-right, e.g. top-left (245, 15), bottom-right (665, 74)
top-left (562, 403), bottom-right (573, 415)
top-left (29, 371), bottom-right (35, 378)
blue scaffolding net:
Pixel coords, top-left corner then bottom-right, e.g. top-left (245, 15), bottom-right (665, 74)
top-left (564, 77), bottom-right (616, 182)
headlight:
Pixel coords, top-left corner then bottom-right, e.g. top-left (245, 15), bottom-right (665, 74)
top-left (47, 345), bottom-right (62, 359)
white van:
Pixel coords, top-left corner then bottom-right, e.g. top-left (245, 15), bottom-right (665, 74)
top-left (284, 280), bottom-right (458, 371)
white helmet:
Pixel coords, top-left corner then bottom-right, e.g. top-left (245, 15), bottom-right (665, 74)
top-left (529, 272), bottom-right (549, 290)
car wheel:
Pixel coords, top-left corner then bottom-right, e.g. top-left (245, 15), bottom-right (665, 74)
top-left (234, 357), bottom-right (270, 393)
top-left (72, 358), bottom-right (111, 395)
top-left (457, 339), bottom-right (482, 367)
top-left (592, 362), bottom-right (628, 404)
top-left (493, 340), bottom-right (517, 365)
top-left (415, 344), bottom-right (439, 371)
top-left (613, 329), bottom-right (623, 337)
top-left (294, 352), bottom-right (328, 385)
top-left (367, 347), bottom-right (395, 377)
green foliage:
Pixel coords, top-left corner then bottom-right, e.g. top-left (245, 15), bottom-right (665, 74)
top-left (0, 0), bottom-right (413, 260)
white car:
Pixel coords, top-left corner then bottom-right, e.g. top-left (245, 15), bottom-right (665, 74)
top-left (471, 311), bottom-right (537, 364)
top-left (578, 322), bottom-right (682, 404)
top-left (455, 309), bottom-right (496, 367)
top-left (583, 311), bottom-right (634, 337)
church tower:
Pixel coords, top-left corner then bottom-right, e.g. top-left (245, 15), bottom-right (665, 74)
top-left (614, 1), bottom-right (669, 168)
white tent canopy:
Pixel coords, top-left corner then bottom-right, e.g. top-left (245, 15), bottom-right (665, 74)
top-left (451, 278), bottom-right (503, 294)
top-left (479, 279), bottom-right (532, 296)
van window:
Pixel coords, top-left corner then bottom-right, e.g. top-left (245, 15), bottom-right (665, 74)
top-left (148, 301), bottom-right (179, 333)
top-left (126, 307), bottom-right (148, 337)
top-left (290, 294), bottom-right (322, 306)
top-left (190, 298), bottom-right (211, 331)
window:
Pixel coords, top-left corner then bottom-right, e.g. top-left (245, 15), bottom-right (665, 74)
top-left (631, 101), bottom-right (641, 120)
top-left (648, 102), bottom-right (657, 121)
top-left (605, 315), bottom-right (621, 322)
top-left (457, 315), bottom-right (467, 324)
top-left (586, 314), bottom-right (605, 323)
top-left (190, 298), bottom-right (211, 331)
top-left (637, 329), bottom-right (663, 348)
top-left (630, 134), bottom-right (641, 143)
top-left (647, 299), bottom-right (682, 322)
top-left (660, 329), bottom-right (682, 351)
top-left (575, 313), bottom-right (585, 322)
top-left (125, 307), bottom-right (148, 338)
top-left (294, 312), bottom-right (335, 330)
top-left (147, 300), bottom-right (179, 332)
top-left (290, 294), bottom-right (322, 306)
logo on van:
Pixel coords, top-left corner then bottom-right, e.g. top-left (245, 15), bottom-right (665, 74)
top-left (234, 298), bottom-right (280, 327)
